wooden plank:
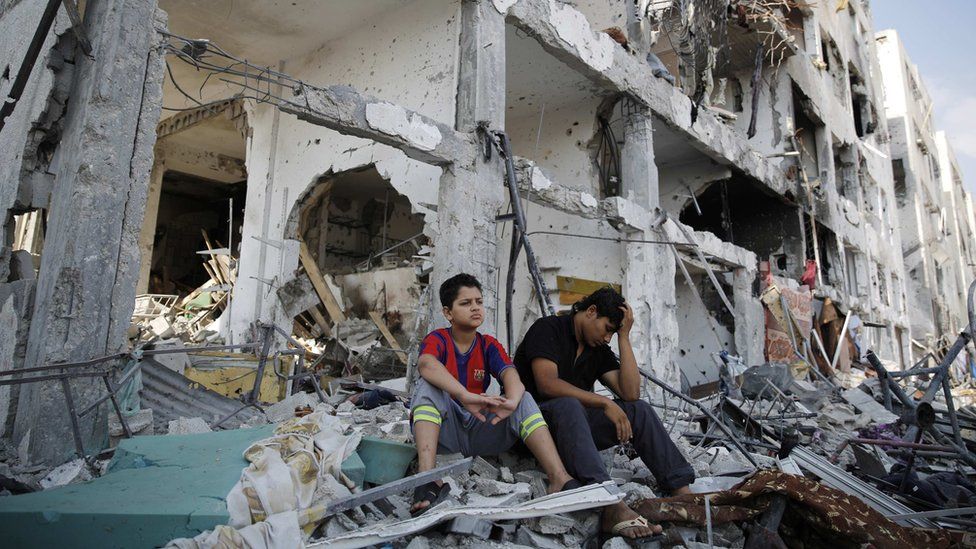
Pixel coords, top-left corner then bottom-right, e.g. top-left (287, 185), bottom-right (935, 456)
top-left (555, 275), bottom-right (621, 296)
top-left (369, 311), bottom-right (408, 365)
top-left (292, 319), bottom-right (312, 340)
top-left (298, 239), bottom-right (346, 323)
top-left (307, 305), bottom-right (332, 337)
top-left (558, 290), bottom-right (588, 305)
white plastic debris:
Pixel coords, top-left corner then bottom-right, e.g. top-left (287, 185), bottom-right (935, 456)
top-left (40, 459), bottom-right (91, 489)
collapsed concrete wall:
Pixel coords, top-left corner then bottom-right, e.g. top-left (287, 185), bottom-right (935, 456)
top-left (0, 4), bottom-right (75, 438)
top-left (229, 0), bottom-right (461, 342)
top-left (1, 0), bottom-right (166, 465)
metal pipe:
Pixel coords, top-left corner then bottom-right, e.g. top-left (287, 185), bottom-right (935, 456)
top-left (496, 131), bottom-right (554, 317)
top-left (888, 366), bottom-right (947, 378)
top-left (102, 375), bottom-right (132, 439)
top-left (639, 368), bottom-right (759, 467)
top-left (505, 220), bottom-right (522, 350)
top-left (0, 0), bottom-right (62, 134)
top-left (670, 219), bottom-right (736, 319)
top-left (248, 325), bottom-right (275, 404)
top-left (60, 377), bottom-right (87, 460)
top-left (829, 437), bottom-right (955, 463)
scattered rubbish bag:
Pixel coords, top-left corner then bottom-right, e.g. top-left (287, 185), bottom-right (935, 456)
top-left (349, 389), bottom-right (400, 410)
top-left (881, 468), bottom-right (976, 509)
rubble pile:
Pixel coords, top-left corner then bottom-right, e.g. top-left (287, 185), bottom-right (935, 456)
top-left (3, 270), bottom-right (976, 547)
top-left (4, 336), bottom-right (976, 548)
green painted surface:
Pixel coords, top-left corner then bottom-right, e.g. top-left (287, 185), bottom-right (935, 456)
top-left (341, 451), bottom-right (366, 490)
top-left (0, 425), bottom-right (275, 549)
top-left (357, 437), bottom-right (417, 485)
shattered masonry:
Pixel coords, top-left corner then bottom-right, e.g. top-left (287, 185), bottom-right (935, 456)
top-left (1, 0), bottom-right (976, 547)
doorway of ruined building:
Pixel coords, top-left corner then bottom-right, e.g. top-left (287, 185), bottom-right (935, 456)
top-left (675, 262), bottom-right (737, 394)
top-left (147, 172), bottom-right (246, 295)
top-left (133, 99), bottom-right (249, 341)
top-left (286, 165), bottom-right (428, 382)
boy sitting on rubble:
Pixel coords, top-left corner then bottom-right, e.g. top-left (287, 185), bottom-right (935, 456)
top-left (409, 273), bottom-right (579, 515)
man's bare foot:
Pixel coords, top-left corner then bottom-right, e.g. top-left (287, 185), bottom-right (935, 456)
top-left (601, 501), bottom-right (662, 538)
top-left (671, 485), bottom-right (692, 496)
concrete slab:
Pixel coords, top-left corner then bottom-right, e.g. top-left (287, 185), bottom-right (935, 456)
top-left (0, 425), bottom-right (276, 548)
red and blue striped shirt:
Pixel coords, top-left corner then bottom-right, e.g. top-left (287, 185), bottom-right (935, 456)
top-left (419, 328), bottom-right (513, 394)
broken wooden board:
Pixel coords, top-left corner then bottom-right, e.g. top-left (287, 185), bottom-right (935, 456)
top-left (556, 275), bottom-right (621, 305)
top-left (369, 311), bottom-right (408, 366)
top-left (299, 240), bottom-right (347, 323)
top-left (307, 306), bottom-right (332, 337)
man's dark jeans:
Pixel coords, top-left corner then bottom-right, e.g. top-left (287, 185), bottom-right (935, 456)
top-left (539, 397), bottom-right (695, 491)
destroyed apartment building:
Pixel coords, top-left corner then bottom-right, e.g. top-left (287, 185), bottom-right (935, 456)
top-left (1, 0), bottom-right (976, 547)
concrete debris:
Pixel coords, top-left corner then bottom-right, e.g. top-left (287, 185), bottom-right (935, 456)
top-left (529, 512), bottom-right (577, 534)
top-left (263, 391), bottom-right (328, 423)
top-left (841, 387), bottom-right (900, 424)
top-left (602, 537), bottom-right (631, 549)
top-left (499, 466), bottom-right (515, 484)
top-left (446, 516), bottom-right (493, 538)
top-left (108, 408), bottom-right (154, 439)
top-left (470, 456), bottom-right (500, 480)
top-left (404, 536), bottom-right (431, 549)
top-left (167, 417), bottom-right (212, 435)
top-left (472, 478), bottom-right (521, 497)
top-left (618, 481), bottom-right (656, 505)
top-left (310, 481), bottom-right (622, 549)
top-left (515, 526), bottom-right (564, 549)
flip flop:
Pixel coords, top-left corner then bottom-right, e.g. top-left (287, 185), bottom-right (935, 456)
top-left (411, 481), bottom-right (451, 517)
top-left (599, 515), bottom-right (664, 545)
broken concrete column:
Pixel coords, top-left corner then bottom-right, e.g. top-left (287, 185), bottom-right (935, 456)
top-left (13, 0), bottom-right (166, 465)
top-left (136, 150), bottom-right (166, 294)
top-left (429, 1), bottom-right (507, 334)
top-left (619, 107), bottom-right (678, 383)
top-left (733, 266), bottom-right (764, 365)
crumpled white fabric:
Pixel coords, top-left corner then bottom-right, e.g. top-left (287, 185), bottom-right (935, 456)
top-left (166, 510), bottom-right (302, 549)
top-left (168, 409), bottom-right (362, 548)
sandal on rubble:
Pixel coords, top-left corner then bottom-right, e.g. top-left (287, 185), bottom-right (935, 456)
top-left (600, 515), bottom-right (664, 545)
top-left (410, 481), bottom-right (451, 517)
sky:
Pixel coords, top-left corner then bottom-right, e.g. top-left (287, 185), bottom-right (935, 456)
top-left (871, 0), bottom-right (976, 196)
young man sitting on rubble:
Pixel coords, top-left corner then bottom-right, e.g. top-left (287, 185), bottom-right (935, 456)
top-left (409, 273), bottom-right (579, 515)
top-left (514, 287), bottom-right (696, 539)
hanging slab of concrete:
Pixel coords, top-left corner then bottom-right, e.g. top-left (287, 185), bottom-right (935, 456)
top-left (0, 424), bottom-right (276, 548)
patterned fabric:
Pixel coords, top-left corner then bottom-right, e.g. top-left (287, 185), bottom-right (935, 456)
top-left (634, 469), bottom-right (969, 549)
top-left (419, 329), bottom-right (513, 394)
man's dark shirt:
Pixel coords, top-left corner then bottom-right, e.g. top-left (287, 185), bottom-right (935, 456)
top-left (513, 314), bottom-right (620, 400)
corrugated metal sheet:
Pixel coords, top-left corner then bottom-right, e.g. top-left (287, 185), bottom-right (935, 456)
top-left (139, 358), bottom-right (263, 433)
top-left (792, 447), bottom-right (938, 529)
